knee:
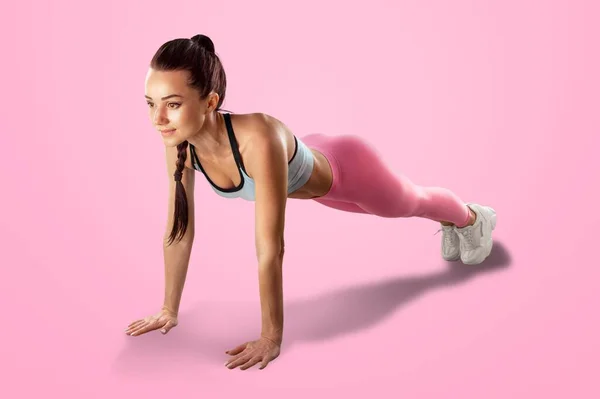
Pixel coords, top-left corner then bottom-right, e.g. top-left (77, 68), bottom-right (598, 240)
top-left (361, 199), bottom-right (421, 218)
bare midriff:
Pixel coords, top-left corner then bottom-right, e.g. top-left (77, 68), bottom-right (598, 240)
top-left (286, 149), bottom-right (333, 199)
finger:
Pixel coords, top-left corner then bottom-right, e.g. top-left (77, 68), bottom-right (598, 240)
top-left (226, 343), bottom-right (248, 356)
top-left (127, 321), bottom-right (148, 335)
top-left (226, 354), bottom-right (253, 369)
top-left (240, 357), bottom-right (262, 370)
top-left (259, 356), bottom-right (272, 370)
top-left (160, 320), bottom-right (176, 334)
top-left (224, 351), bottom-right (245, 368)
top-left (129, 321), bottom-right (156, 336)
top-left (125, 320), bottom-right (145, 332)
top-left (127, 319), bottom-right (144, 328)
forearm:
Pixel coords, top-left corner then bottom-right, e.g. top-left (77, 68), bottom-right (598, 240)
top-left (162, 239), bottom-right (194, 315)
top-left (258, 253), bottom-right (284, 345)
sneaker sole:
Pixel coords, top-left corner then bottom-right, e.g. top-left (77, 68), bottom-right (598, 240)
top-left (443, 251), bottom-right (461, 261)
top-left (444, 255), bottom-right (461, 261)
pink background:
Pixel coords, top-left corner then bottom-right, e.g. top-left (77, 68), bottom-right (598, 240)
top-left (2, 0), bottom-right (599, 397)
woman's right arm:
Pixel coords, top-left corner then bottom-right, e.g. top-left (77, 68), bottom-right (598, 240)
top-left (162, 144), bottom-right (196, 317)
top-left (126, 144), bottom-right (196, 337)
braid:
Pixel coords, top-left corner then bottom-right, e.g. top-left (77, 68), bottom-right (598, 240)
top-left (166, 140), bottom-right (190, 246)
top-left (174, 141), bottom-right (187, 182)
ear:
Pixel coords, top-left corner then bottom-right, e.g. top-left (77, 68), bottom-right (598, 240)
top-left (206, 92), bottom-right (220, 112)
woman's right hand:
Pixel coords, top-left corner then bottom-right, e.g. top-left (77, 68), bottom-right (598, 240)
top-left (125, 307), bottom-right (178, 336)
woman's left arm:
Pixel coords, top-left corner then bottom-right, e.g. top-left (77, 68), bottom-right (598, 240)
top-left (253, 127), bottom-right (288, 345)
top-left (224, 122), bottom-right (288, 370)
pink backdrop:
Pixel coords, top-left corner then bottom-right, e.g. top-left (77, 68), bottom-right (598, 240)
top-left (2, 0), bottom-right (598, 397)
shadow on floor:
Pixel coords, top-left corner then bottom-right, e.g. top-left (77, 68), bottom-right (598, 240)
top-left (113, 240), bottom-right (511, 372)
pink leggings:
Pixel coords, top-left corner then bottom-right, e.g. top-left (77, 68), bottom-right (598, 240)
top-left (301, 134), bottom-right (471, 227)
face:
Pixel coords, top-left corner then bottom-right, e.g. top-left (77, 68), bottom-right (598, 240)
top-left (144, 68), bottom-right (219, 147)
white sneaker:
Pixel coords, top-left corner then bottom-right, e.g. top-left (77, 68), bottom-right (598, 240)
top-left (455, 203), bottom-right (497, 265)
top-left (435, 224), bottom-right (461, 261)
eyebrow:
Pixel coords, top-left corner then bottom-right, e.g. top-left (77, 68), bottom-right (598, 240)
top-left (144, 94), bottom-right (184, 100)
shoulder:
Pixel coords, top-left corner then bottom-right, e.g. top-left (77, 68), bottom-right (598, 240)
top-left (233, 112), bottom-right (288, 175)
top-left (232, 112), bottom-right (280, 137)
top-left (232, 112), bottom-right (284, 151)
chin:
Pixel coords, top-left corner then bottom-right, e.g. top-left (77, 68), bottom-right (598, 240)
top-left (162, 135), bottom-right (185, 147)
top-left (165, 140), bottom-right (184, 148)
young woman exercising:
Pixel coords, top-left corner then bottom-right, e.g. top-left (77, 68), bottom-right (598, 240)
top-left (125, 34), bottom-right (497, 371)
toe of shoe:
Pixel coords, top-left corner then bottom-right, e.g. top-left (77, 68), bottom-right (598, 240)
top-left (443, 253), bottom-right (461, 261)
top-left (443, 248), bottom-right (461, 261)
top-left (461, 248), bottom-right (484, 264)
top-left (461, 243), bottom-right (494, 264)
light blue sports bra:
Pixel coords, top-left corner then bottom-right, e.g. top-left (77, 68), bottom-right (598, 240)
top-left (188, 113), bottom-right (314, 201)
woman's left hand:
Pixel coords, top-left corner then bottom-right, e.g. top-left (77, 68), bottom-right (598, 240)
top-left (225, 336), bottom-right (281, 370)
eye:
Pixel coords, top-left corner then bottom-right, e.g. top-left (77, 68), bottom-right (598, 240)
top-left (146, 102), bottom-right (181, 109)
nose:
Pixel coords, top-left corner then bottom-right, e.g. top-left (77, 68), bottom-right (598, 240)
top-left (152, 104), bottom-right (169, 125)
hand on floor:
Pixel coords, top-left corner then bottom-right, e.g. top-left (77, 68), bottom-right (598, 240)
top-left (224, 336), bottom-right (281, 370)
top-left (125, 308), bottom-right (178, 336)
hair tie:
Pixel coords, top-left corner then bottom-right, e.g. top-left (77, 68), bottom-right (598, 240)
top-left (174, 170), bottom-right (183, 182)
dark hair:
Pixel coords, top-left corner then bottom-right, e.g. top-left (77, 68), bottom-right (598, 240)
top-left (150, 34), bottom-right (230, 246)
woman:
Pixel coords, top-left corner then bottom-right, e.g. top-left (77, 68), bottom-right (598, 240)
top-left (125, 34), bottom-right (497, 370)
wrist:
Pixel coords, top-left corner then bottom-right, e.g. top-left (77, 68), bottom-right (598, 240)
top-left (261, 329), bottom-right (283, 346)
top-left (161, 305), bottom-right (178, 316)
top-left (261, 335), bottom-right (282, 346)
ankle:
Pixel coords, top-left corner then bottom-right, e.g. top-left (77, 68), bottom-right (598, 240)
top-left (453, 209), bottom-right (477, 229)
top-left (441, 209), bottom-right (477, 228)
top-left (464, 209), bottom-right (477, 226)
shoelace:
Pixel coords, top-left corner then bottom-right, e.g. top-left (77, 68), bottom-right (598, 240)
top-left (433, 227), bottom-right (450, 235)
top-left (434, 227), bottom-right (459, 246)
top-left (458, 228), bottom-right (477, 250)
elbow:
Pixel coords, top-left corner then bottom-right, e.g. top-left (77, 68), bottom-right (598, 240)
top-left (256, 241), bottom-right (284, 264)
top-left (256, 247), bottom-right (284, 263)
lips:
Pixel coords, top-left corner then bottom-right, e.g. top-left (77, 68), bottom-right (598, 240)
top-left (160, 129), bottom-right (176, 136)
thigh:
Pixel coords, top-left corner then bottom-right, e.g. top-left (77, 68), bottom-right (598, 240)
top-left (325, 135), bottom-right (420, 203)
top-left (320, 135), bottom-right (431, 218)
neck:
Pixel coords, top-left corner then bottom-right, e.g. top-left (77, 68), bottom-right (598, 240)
top-left (189, 111), bottom-right (228, 150)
